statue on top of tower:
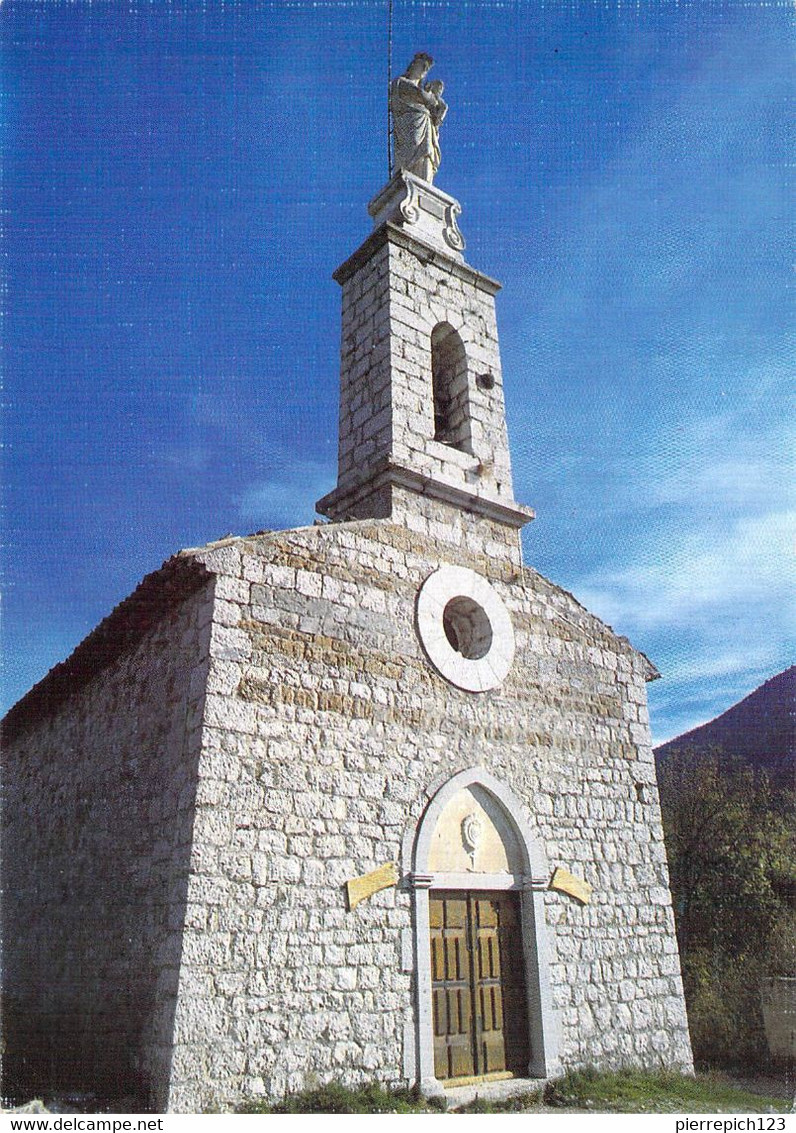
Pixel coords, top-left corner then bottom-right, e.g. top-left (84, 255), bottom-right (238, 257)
top-left (390, 52), bottom-right (447, 184)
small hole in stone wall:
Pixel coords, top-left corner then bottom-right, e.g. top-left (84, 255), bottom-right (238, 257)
top-left (635, 782), bottom-right (649, 804)
top-left (442, 596), bottom-right (493, 660)
top-left (476, 372), bottom-right (495, 391)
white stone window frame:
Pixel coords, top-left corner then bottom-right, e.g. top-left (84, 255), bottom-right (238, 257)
top-left (401, 767), bottom-right (561, 1096)
top-left (416, 566), bottom-right (515, 692)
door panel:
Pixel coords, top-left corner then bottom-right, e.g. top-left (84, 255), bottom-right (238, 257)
top-left (430, 895), bottom-right (476, 1080)
top-left (430, 891), bottom-right (530, 1083)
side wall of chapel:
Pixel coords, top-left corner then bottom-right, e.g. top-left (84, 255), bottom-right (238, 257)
top-left (0, 575), bottom-right (214, 1111)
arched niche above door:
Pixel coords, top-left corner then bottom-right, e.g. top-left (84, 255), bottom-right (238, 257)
top-left (427, 784), bottom-right (524, 875)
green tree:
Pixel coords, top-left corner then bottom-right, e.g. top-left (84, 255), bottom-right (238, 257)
top-left (658, 749), bottom-right (795, 1067)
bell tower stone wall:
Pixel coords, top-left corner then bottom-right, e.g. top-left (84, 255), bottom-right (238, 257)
top-left (317, 174), bottom-right (533, 562)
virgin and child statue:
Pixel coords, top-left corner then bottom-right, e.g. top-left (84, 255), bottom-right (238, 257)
top-left (390, 53), bottom-right (447, 184)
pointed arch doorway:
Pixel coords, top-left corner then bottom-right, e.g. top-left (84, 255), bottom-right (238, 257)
top-left (405, 768), bottom-right (560, 1093)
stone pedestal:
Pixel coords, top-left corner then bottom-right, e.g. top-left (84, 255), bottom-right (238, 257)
top-left (368, 171), bottom-right (465, 261)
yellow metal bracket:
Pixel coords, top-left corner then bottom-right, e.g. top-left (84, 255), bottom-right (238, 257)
top-left (550, 866), bottom-right (592, 905)
top-left (345, 862), bottom-right (399, 911)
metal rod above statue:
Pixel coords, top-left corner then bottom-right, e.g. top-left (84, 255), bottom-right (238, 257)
top-left (390, 52), bottom-right (447, 184)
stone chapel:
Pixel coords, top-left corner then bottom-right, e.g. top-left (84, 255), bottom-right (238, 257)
top-left (1, 60), bottom-right (693, 1113)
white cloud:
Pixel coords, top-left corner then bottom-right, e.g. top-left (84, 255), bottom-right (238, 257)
top-left (654, 644), bottom-right (783, 690)
top-left (575, 508), bottom-right (794, 633)
top-left (638, 401), bottom-right (794, 515)
top-left (569, 505), bottom-right (794, 743)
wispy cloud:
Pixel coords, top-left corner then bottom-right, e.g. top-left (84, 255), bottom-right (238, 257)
top-left (575, 509), bottom-right (794, 633)
top-left (570, 504), bottom-right (793, 743)
top-left (628, 392), bottom-right (793, 515)
top-left (655, 644), bottom-right (782, 692)
top-left (237, 457), bottom-right (335, 531)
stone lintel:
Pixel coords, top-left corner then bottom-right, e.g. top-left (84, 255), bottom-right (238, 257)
top-left (316, 458), bottom-right (534, 530)
top-left (332, 222), bottom-right (501, 297)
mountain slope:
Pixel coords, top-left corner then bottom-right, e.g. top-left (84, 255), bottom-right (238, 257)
top-left (655, 667), bottom-right (795, 790)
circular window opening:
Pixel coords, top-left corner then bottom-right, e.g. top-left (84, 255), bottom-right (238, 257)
top-left (442, 597), bottom-right (493, 660)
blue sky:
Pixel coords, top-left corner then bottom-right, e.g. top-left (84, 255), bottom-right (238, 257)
top-left (2, 0), bottom-right (792, 742)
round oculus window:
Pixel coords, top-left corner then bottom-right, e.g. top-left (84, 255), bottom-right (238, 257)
top-left (415, 566), bottom-right (515, 692)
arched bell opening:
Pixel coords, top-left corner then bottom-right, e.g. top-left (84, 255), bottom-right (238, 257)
top-left (431, 323), bottom-right (471, 452)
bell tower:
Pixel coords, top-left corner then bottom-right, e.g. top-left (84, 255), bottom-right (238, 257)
top-left (316, 59), bottom-right (533, 565)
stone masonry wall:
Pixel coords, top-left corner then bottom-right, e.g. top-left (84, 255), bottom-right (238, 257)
top-left (0, 572), bottom-right (214, 1110)
top-left (335, 238), bottom-right (392, 493)
top-left (167, 509), bottom-right (692, 1111)
top-left (383, 237), bottom-right (516, 503)
top-left (322, 227), bottom-right (522, 527)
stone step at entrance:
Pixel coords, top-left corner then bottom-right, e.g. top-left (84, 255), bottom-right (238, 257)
top-left (442, 1076), bottom-right (548, 1111)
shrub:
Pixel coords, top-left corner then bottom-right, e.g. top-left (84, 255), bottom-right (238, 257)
top-left (764, 910), bottom-right (796, 977)
top-left (658, 749), bottom-right (796, 1070)
top-left (682, 950), bottom-right (768, 1069)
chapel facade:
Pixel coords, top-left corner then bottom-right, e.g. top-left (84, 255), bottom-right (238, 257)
top-left (1, 75), bottom-right (693, 1113)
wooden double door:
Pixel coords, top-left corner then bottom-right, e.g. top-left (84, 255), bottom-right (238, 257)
top-left (430, 890), bottom-right (530, 1083)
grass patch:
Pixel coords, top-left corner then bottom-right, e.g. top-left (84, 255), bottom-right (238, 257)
top-left (237, 1081), bottom-right (442, 1114)
top-left (543, 1068), bottom-right (791, 1113)
top-left (237, 1070), bottom-right (790, 1114)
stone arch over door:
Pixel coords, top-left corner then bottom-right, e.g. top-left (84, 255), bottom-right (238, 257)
top-left (404, 767), bottom-right (560, 1094)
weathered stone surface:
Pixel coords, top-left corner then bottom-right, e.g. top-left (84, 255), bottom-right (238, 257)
top-left (138, 509), bottom-right (689, 1109)
top-left (1, 578), bottom-right (215, 1110)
